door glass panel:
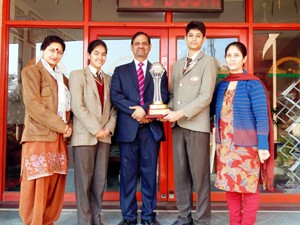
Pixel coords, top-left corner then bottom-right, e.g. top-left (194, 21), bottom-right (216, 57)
top-left (253, 1), bottom-right (300, 23)
top-left (11, 0), bottom-right (83, 21)
top-left (101, 37), bottom-right (160, 76)
top-left (254, 30), bottom-right (300, 193)
top-left (98, 37), bottom-right (160, 191)
top-left (6, 28), bottom-right (83, 192)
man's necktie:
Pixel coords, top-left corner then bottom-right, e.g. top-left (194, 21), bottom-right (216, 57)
top-left (137, 62), bottom-right (145, 105)
top-left (96, 70), bottom-right (103, 84)
top-left (183, 57), bottom-right (192, 73)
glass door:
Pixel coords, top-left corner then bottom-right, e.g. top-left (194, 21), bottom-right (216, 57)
top-left (89, 27), bottom-right (169, 201)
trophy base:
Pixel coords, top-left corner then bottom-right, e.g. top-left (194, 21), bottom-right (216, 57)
top-left (146, 104), bottom-right (170, 118)
top-left (149, 102), bottom-right (167, 109)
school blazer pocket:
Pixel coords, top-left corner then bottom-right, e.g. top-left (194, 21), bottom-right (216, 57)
top-left (188, 75), bottom-right (201, 86)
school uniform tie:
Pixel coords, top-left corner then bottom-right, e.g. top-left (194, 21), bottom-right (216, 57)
top-left (183, 57), bottom-right (192, 73)
top-left (137, 62), bottom-right (145, 105)
top-left (96, 70), bottom-right (103, 83)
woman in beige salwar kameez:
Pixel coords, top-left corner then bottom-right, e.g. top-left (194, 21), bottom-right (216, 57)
top-left (19, 35), bottom-right (72, 225)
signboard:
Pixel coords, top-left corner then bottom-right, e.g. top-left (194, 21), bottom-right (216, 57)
top-left (117, 0), bottom-right (223, 12)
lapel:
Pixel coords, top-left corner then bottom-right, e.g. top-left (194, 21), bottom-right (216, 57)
top-left (178, 58), bottom-right (186, 76)
top-left (182, 51), bottom-right (204, 76)
top-left (102, 71), bottom-right (109, 105)
top-left (84, 66), bottom-right (100, 102)
top-left (128, 61), bottom-right (139, 91)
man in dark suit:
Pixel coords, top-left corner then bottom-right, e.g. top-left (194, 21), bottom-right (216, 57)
top-left (111, 32), bottom-right (169, 225)
top-left (165, 21), bottom-right (218, 225)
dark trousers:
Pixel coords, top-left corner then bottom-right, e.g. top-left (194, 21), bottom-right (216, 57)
top-left (119, 126), bottom-right (160, 222)
top-left (73, 142), bottom-right (110, 225)
top-left (172, 125), bottom-right (211, 225)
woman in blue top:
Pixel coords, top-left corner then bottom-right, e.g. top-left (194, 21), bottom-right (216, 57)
top-left (212, 41), bottom-right (274, 225)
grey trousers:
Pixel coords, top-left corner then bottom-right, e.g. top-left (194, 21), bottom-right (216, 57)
top-left (172, 125), bottom-right (211, 225)
top-left (73, 142), bottom-right (110, 225)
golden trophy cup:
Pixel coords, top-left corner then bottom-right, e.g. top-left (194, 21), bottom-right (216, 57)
top-left (147, 62), bottom-right (170, 118)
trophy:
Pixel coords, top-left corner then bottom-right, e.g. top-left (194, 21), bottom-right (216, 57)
top-left (147, 62), bottom-right (170, 117)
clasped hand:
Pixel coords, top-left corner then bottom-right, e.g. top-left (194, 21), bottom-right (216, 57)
top-left (63, 124), bottom-right (72, 138)
top-left (96, 128), bottom-right (110, 140)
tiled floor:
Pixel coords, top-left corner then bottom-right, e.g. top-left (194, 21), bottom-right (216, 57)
top-left (1, 205), bottom-right (300, 225)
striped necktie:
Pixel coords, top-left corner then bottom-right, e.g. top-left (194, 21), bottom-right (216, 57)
top-left (137, 62), bottom-right (145, 105)
top-left (183, 57), bottom-right (192, 73)
top-left (96, 70), bottom-right (103, 83)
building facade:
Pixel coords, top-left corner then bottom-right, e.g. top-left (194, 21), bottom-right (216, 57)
top-left (1, 0), bottom-right (300, 203)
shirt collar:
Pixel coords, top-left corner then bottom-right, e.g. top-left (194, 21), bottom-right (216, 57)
top-left (187, 50), bottom-right (201, 61)
top-left (134, 59), bottom-right (148, 69)
top-left (89, 65), bottom-right (101, 76)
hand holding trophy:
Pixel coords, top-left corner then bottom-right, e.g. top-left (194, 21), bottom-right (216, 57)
top-left (147, 62), bottom-right (170, 118)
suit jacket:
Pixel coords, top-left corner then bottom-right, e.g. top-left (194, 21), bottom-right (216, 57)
top-left (69, 66), bottom-right (117, 146)
top-left (21, 60), bottom-right (71, 143)
top-left (110, 60), bottom-right (169, 142)
top-left (168, 51), bottom-right (217, 133)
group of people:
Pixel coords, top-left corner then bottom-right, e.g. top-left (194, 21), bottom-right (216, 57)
top-left (18, 20), bottom-right (274, 225)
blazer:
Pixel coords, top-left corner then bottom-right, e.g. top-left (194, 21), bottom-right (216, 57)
top-left (21, 60), bottom-right (71, 143)
top-left (69, 66), bottom-right (117, 146)
top-left (110, 60), bottom-right (169, 143)
top-left (168, 51), bottom-right (217, 133)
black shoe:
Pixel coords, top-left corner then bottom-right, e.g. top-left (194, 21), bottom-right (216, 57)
top-left (171, 220), bottom-right (193, 225)
top-left (141, 218), bottom-right (161, 225)
top-left (118, 219), bottom-right (137, 225)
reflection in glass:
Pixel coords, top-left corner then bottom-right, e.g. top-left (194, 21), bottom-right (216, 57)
top-left (6, 29), bottom-right (25, 191)
top-left (254, 30), bottom-right (300, 193)
top-left (253, 1), bottom-right (300, 23)
top-left (101, 38), bottom-right (160, 76)
top-left (10, 0), bottom-right (83, 21)
top-left (92, 0), bottom-right (165, 22)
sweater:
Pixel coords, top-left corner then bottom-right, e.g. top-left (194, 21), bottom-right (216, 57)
top-left (214, 80), bottom-right (270, 150)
